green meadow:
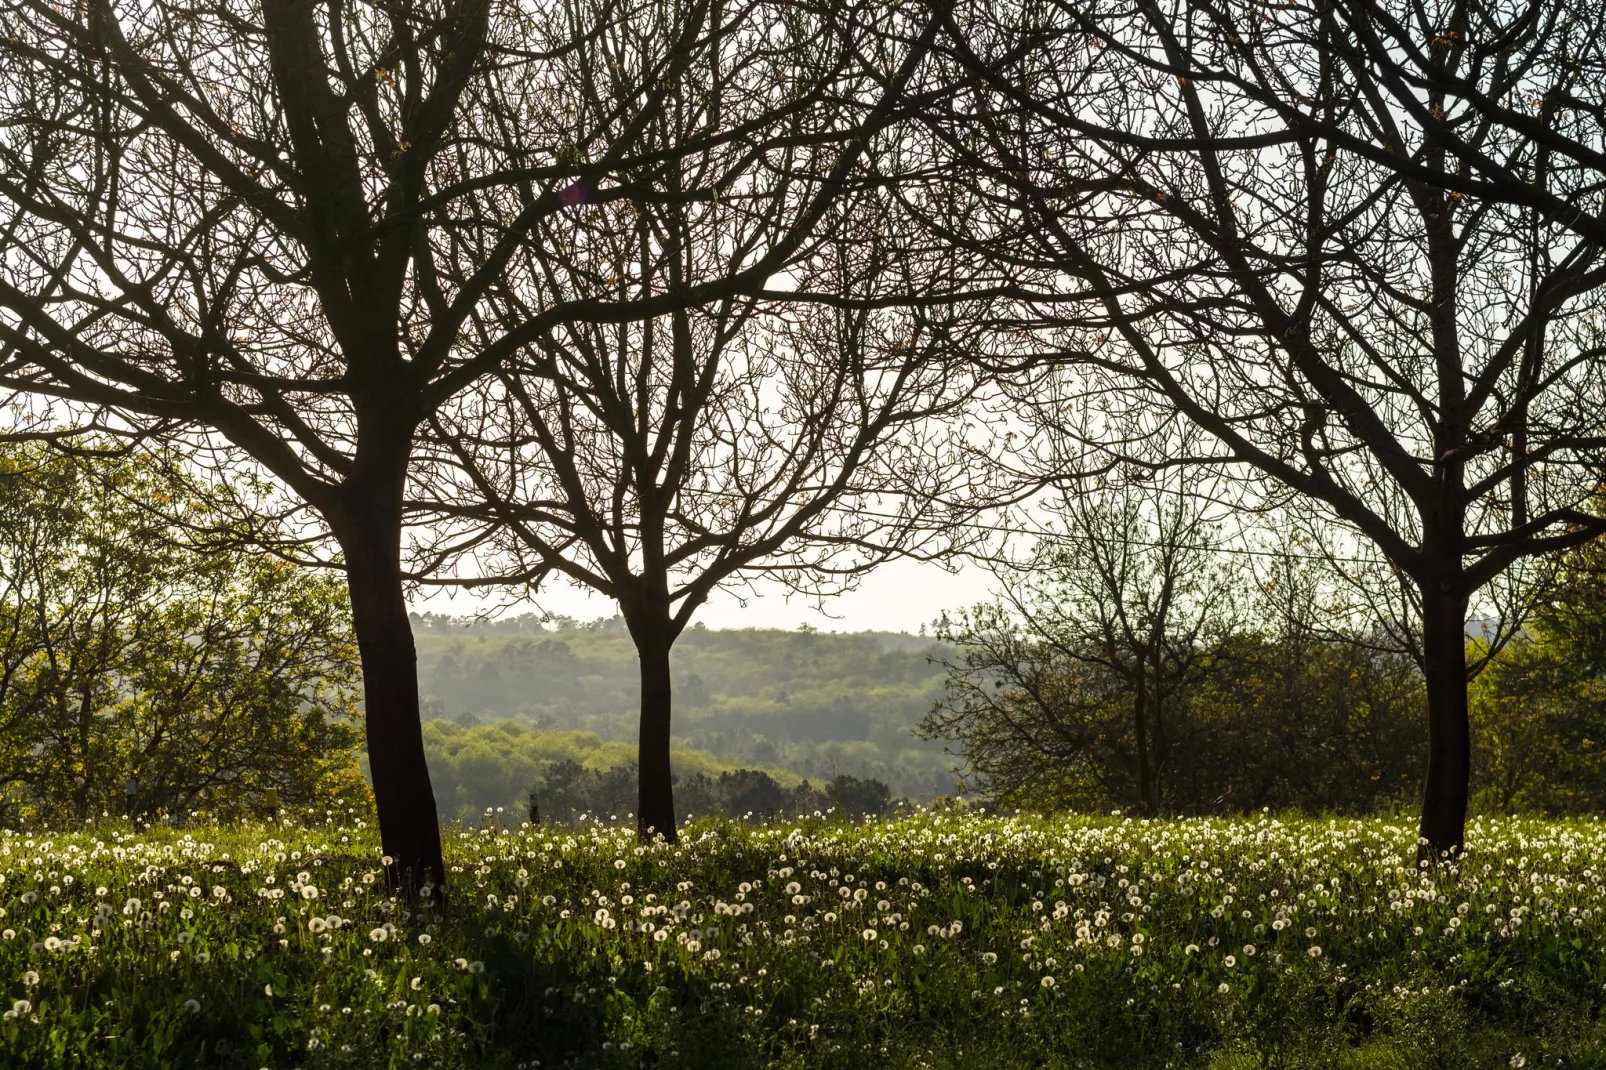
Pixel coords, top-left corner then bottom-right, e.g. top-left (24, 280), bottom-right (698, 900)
top-left (0, 812), bottom-right (1601, 1069)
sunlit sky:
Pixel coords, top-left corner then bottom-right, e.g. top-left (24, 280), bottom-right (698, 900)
top-left (408, 556), bottom-right (1002, 634)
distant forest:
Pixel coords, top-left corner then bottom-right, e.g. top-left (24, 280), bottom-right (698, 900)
top-left (410, 613), bottom-right (958, 819)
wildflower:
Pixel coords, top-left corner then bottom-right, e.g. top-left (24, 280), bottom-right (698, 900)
top-left (410, 977), bottom-right (422, 991)
top-left (861, 929), bottom-right (877, 942)
top-left (369, 928), bottom-right (388, 943)
top-left (264, 984), bottom-right (274, 997)
top-left (1186, 944), bottom-right (1199, 955)
top-left (418, 934), bottom-right (432, 946)
top-left (1224, 955), bottom-right (1236, 968)
top-left (982, 952), bottom-right (998, 965)
top-left (1305, 927), bottom-right (1317, 938)
top-left (468, 961), bottom-right (484, 974)
top-left (1040, 975), bottom-right (1056, 988)
top-left (1217, 983), bottom-right (1230, 994)
top-left (20, 893), bottom-right (36, 906)
top-left (12, 999), bottom-right (30, 1015)
top-left (1308, 946), bottom-right (1323, 958)
top-left (1243, 944), bottom-right (1255, 956)
top-left (183, 999), bottom-right (200, 1014)
top-left (177, 932), bottom-right (193, 945)
top-left (309, 918), bottom-right (328, 934)
top-left (426, 1004), bottom-right (441, 1015)
top-left (21, 971), bottom-right (38, 986)
top-left (193, 952), bottom-right (210, 964)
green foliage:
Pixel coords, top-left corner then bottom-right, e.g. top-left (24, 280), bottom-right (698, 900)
top-left (419, 720), bottom-right (895, 824)
top-left (1470, 537), bottom-right (1606, 814)
top-left (925, 570), bottom-right (1428, 816)
top-left (0, 814), bottom-right (1602, 1068)
top-left (420, 720), bottom-right (809, 822)
top-left (0, 445), bottom-right (366, 822)
top-left (413, 620), bottom-right (956, 799)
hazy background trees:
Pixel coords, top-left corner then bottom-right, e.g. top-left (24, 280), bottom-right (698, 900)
top-left (922, 478), bottom-right (1431, 816)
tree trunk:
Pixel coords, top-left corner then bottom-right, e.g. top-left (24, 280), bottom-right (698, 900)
top-left (1418, 581), bottom-right (1471, 862)
top-left (336, 475), bottom-right (446, 897)
top-left (636, 629), bottom-right (677, 843)
top-left (1150, 631), bottom-right (1166, 812)
top-left (1132, 650), bottom-right (1152, 814)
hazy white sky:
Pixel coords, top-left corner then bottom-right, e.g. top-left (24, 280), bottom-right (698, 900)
top-left (409, 556), bottom-right (1003, 634)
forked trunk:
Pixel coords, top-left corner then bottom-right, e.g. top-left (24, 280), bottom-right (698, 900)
top-left (1418, 582), bottom-right (1471, 863)
top-left (636, 633), bottom-right (677, 842)
top-left (337, 478), bottom-right (446, 898)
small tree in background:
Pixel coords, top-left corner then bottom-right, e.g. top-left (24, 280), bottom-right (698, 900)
top-left (923, 466), bottom-right (1240, 813)
top-left (924, 493), bottom-right (1431, 816)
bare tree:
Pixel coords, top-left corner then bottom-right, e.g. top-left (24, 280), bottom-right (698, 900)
top-left (922, 457), bottom-right (1239, 813)
top-left (930, 0), bottom-right (1606, 856)
top-left (414, 208), bottom-right (988, 840)
top-left (0, 0), bottom-right (944, 886)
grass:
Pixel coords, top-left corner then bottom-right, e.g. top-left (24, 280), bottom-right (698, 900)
top-left (0, 810), bottom-right (1602, 1068)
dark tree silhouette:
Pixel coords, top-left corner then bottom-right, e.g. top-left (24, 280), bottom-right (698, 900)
top-left (0, 0), bottom-right (945, 888)
top-left (413, 178), bottom-right (987, 842)
top-left (932, 0), bottom-right (1606, 856)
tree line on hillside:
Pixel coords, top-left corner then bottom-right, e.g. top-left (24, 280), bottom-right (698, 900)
top-left (5, 0), bottom-right (1606, 890)
top-left (532, 764), bottom-right (891, 825)
top-left (419, 719), bottom-right (894, 823)
top-left (415, 623), bottom-right (954, 799)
